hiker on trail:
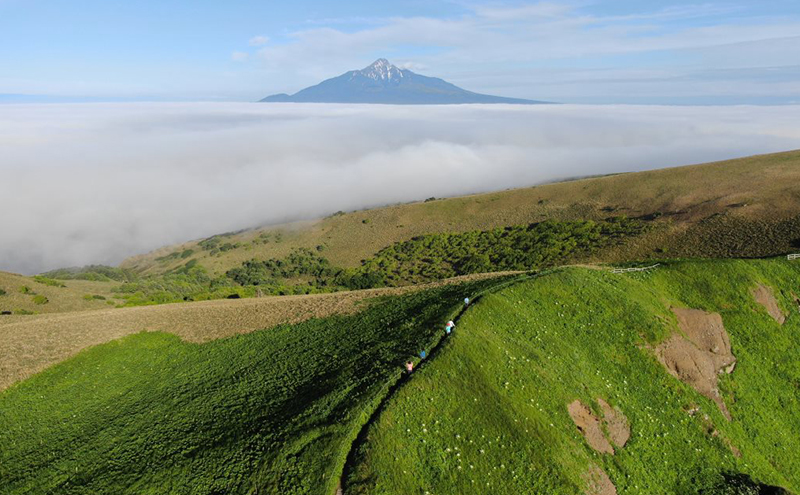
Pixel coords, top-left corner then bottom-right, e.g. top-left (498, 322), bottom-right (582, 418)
top-left (464, 297), bottom-right (470, 307)
top-left (420, 350), bottom-right (427, 359)
top-left (446, 320), bottom-right (455, 335)
top-left (405, 361), bottom-right (414, 374)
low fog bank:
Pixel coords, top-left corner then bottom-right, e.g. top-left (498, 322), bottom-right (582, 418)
top-left (1, 103), bottom-right (799, 274)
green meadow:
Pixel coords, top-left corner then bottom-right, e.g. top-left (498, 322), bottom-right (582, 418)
top-left (3, 259), bottom-right (800, 494)
top-left (345, 259), bottom-right (800, 494)
top-left (0, 278), bottom-right (504, 494)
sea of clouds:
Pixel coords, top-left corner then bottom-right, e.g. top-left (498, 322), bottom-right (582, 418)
top-left (1, 102), bottom-right (799, 274)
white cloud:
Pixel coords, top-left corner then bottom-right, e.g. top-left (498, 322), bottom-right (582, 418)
top-left (248, 35), bottom-right (269, 46)
top-left (0, 102), bottom-right (799, 274)
top-left (252, 3), bottom-right (800, 102)
top-left (231, 51), bottom-right (249, 62)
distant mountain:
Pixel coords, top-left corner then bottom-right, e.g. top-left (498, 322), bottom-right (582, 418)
top-left (260, 59), bottom-right (549, 105)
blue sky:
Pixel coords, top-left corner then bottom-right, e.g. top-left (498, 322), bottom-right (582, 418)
top-left (2, 0), bottom-right (799, 103)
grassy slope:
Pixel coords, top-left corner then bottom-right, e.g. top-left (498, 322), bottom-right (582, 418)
top-left (0, 271), bottom-right (120, 315)
top-left (345, 259), bottom-right (800, 494)
top-left (122, 150), bottom-right (800, 277)
top-left (0, 278), bottom-right (504, 494)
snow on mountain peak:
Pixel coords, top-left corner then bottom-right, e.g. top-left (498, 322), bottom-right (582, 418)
top-left (360, 58), bottom-right (405, 81)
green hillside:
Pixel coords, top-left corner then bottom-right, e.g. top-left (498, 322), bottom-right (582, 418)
top-left (122, 150), bottom-right (800, 278)
top-left (25, 151), bottom-right (800, 310)
top-left (0, 277), bottom-right (504, 494)
top-left (345, 259), bottom-right (800, 494)
top-left (3, 258), bottom-right (799, 494)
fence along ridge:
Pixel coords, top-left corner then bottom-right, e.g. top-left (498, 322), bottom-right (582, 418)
top-left (788, 253), bottom-right (800, 260)
top-left (610, 263), bottom-right (661, 274)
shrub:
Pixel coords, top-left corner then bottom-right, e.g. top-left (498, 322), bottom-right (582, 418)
top-left (0, 288), bottom-right (6, 296)
top-left (19, 286), bottom-right (34, 294)
top-left (41, 265), bottom-right (135, 282)
top-left (32, 295), bottom-right (49, 305)
top-left (14, 309), bottom-right (34, 315)
top-left (33, 276), bottom-right (66, 288)
top-left (83, 294), bottom-right (107, 301)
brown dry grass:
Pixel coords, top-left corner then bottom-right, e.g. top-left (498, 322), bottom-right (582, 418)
top-left (0, 271), bottom-right (120, 315)
top-left (0, 271), bottom-right (516, 391)
top-left (122, 150), bottom-right (800, 276)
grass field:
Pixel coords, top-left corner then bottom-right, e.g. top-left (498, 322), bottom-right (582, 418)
top-left (121, 150), bottom-right (800, 277)
top-left (0, 277), bottom-right (512, 494)
top-left (344, 259), bottom-right (800, 494)
top-left (0, 271), bottom-right (121, 315)
top-left (0, 272), bottom-right (517, 391)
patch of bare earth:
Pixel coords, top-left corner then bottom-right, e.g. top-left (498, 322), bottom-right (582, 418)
top-left (0, 271), bottom-right (518, 391)
top-left (656, 308), bottom-right (736, 419)
top-left (752, 284), bottom-right (786, 324)
top-left (583, 465), bottom-right (617, 495)
top-left (568, 400), bottom-right (614, 455)
top-left (597, 398), bottom-right (630, 448)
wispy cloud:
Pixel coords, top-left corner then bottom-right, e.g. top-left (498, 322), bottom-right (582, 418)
top-left (231, 51), bottom-right (249, 62)
top-left (1, 102), bottom-right (799, 274)
top-left (251, 2), bottom-right (800, 103)
top-left (248, 35), bottom-right (269, 46)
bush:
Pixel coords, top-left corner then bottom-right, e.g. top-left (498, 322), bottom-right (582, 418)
top-left (33, 276), bottom-right (66, 288)
top-left (41, 265), bottom-right (136, 282)
top-left (32, 295), bottom-right (49, 305)
top-left (14, 309), bottom-right (34, 315)
top-left (19, 286), bottom-right (34, 295)
top-left (83, 294), bottom-right (106, 301)
top-left (345, 218), bottom-right (648, 286)
top-left (0, 288), bottom-right (6, 296)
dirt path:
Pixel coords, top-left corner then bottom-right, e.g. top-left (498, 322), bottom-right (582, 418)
top-left (335, 272), bottom-right (537, 494)
top-left (0, 271), bottom-right (519, 391)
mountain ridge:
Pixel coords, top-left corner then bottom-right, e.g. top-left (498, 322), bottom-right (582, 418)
top-left (260, 58), bottom-right (548, 105)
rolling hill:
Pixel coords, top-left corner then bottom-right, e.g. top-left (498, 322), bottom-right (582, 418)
top-left (2, 151), bottom-right (800, 494)
top-left (3, 259), bottom-right (799, 494)
top-left (344, 259), bottom-right (800, 494)
top-left (122, 150), bottom-right (800, 281)
top-left (0, 271), bottom-right (121, 315)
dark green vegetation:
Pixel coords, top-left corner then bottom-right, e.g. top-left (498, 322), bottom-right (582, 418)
top-left (42, 265), bottom-right (136, 282)
top-left (0, 278), bottom-right (504, 494)
top-left (32, 276), bottom-right (66, 288)
top-left (345, 259), bottom-right (800, 494)
top-left (356, 218), bottom-right (644, 285)
top-left (31, 295), bottom-right (49, 305)
top-left (109, 219), bottom-right (646, 306)
top-left (678, 215), bottom-right (800, 259)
